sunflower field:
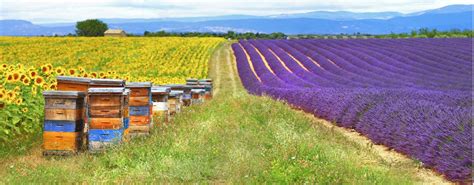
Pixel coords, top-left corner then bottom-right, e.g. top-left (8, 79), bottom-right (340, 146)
top-left (0, 37), bottom-right (224, 143)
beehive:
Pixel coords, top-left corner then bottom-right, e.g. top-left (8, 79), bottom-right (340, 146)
top-left (189, 85), bottom-right (206, 104)
top-left (186, 78), bottom-right (199, 86)
top-left (126, 82), bottom-right (152, 136)
top-left (151, 86), bottom-right (171, 125)
top-left (42, 91), bottom-right (85, 156)
top-left (165, 84), bottom-right (192, 107)
top-left (56, 76), bottom-right (91, 150)
top-left (198, 79), bottom-right (213, 100)
top-left (87, 87), bottom-right (126, 152)
top-left (168, 90), bottom-right (183, 115)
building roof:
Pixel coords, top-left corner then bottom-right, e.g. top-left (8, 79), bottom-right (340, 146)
top-left (104, 29), bottom-right (125, 34)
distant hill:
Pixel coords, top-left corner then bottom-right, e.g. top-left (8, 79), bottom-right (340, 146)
top-left (0, 4), bottom-right (472, 36)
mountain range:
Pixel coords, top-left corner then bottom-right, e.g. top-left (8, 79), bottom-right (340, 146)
top-left (0, 4), bottom-right (472, 36)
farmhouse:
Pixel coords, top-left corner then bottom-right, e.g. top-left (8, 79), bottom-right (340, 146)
top-left (104, 29), bottom-right (126, 37)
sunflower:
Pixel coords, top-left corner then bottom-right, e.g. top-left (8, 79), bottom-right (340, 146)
top-left (22, 77), bottom-right (30, 85)
top-left (82, 73), bottom-right (88, 78)
top-left (49, 84), bottom-right (57, 90)
top-left (55, 67), bottom-right (64, 75)
top-left (68, 69), bottom-right (76, 75)
top-left (12, 72), bottom-right (20, 81)
top-left (29, 71), bottom-right (37, 78)
top-left (46, 64), bottom-right (53, 70)
top-left (1, 64), bottom-right (7, 69)
top-left (0, 91), bottom-right (4, 100)
top-left (34, 76), bottom-right (45, 86)
top-left (6, 74), bottom-right (14, 82)
top-left (90, 72), bottom-right (97, 78)
top-left (99, 72), bottom-right (105, 78)
top-left (15, 98), bottom-right (23, 105)
top-left (41, 65), bottom-right (49, 73)
top-left (20, 74), bottom-right (26, 81)
top-left (22, 107), bottom-right (28, 113)
top-left (16, 64), bottom-right (23, 70)
top-left (31, 86), bottom-right (37, 96)
top-left (7, 92), bottom-right (14, 99)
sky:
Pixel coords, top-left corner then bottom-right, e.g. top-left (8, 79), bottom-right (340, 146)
top-left (0, 0), bottom-right (472, 23)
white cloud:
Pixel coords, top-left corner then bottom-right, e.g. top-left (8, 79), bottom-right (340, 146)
top-left (0, 0), bottom-right (472, 23)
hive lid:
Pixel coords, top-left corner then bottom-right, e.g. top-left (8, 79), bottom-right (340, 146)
top-left (169, 90), bottom-right (183, 96)
top-left (198, 79), bottom-right (212, 82)
top-left (43, 90), bottom-right (85, 97)
top-left (151, 86), bottom-right (171, 94)
top-left (190, 85), bottom-right (206, 90)
top-left (90, 78), bottom-right (125, 86)
top-left (126, 82), bottom-right (152, 88)
top-left (191, 89), bottom-right (206, 93)
top-left (56, 76), bottom-right (91, 83)
top-left (199, 82), bottom-right (212, 86)
top-left (186, 82), bottom-right (199, 85)
top-left (88, 87), bottom-right (125, 94)
top-left (186, 78), bottom-right (198, 82)
top-left (164, 84), bottom-right (192, 91)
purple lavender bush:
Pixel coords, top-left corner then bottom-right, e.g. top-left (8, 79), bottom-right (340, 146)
top-left (232, 38), bottom-right (472, 182)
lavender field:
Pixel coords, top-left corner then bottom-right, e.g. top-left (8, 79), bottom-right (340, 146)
top-left (232, 38), bottom-right (472, 182)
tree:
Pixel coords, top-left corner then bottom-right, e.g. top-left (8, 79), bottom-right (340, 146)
top-left (75, 19), bottom-right (108, 37)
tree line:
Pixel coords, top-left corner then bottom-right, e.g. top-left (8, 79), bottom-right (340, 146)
top-left (71, 19), bottom-right (472, 39)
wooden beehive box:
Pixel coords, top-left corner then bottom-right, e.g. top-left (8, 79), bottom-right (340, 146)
top-left (186, 78), bottom-right (198, 86)
top-left (151, 86), bottom-right (171, 125)
top-left (168, 90), bottom-right (183, 115)
top-left (42, 91), bottom-right (85, 155)
top-left (87, 87), bottom-right (125, 152)
top-left (165, 84), bottom-right (192, 107)
top-left (87, 88), bottom-right (125, 129)
top-left (126, 82), bottom-right (152, 135)
top-left (56, 76), bottom-right (91, 92)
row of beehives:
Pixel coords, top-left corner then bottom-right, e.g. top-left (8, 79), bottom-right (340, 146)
top-left (42, 76), bottom-right (212, 155)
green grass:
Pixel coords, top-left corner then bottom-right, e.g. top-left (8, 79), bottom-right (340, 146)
top-left (0, 42), bottom-right (426, 183)
top-left (1, 95), bottom-right (417, 184)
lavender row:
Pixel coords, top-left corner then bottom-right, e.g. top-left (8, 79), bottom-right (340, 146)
top-left (232, 38), bottom-right (472, 182)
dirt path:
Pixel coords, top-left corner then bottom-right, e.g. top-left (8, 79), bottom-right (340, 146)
top-left (225, 47), bottom-right (238, 96)
top-left (211, 47), bottom-right (222, 96)
top-left (210, 42), bottom-right (240, 97)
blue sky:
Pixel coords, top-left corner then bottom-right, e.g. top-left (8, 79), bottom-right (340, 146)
top-left (0, 0), bottom-right (471, 23)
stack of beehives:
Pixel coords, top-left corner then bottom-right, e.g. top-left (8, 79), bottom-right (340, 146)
top-left (41, 76), bottom-right (212, 155)
top-left (42, 91), bottom-right (85, 156)
top-left (126, 82), bottom-right (153, 137)
top-left (87, 88), bottom-right (127, 152)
